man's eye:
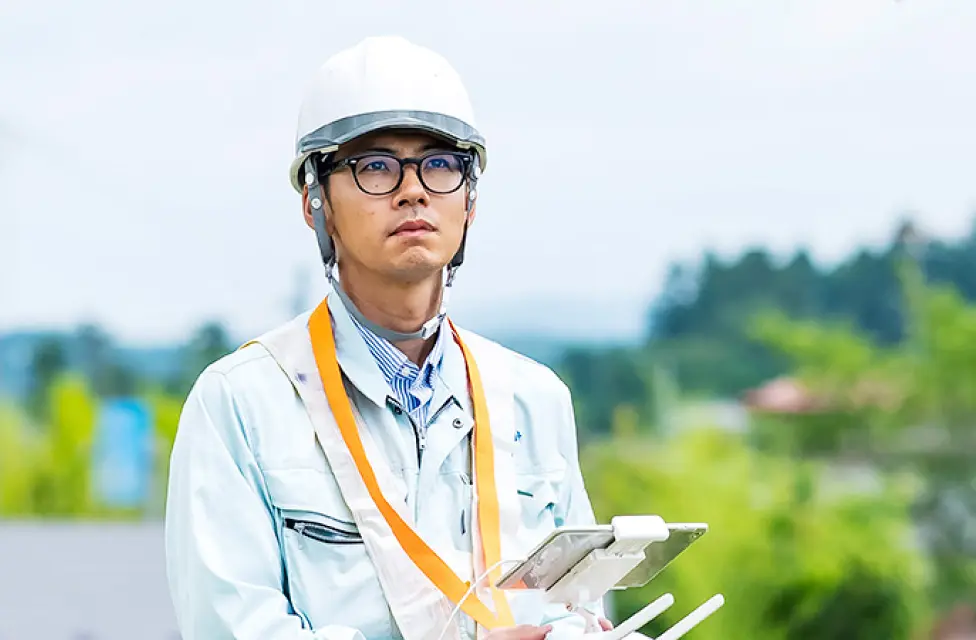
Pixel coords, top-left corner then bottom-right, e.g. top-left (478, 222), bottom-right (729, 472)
top-left (361, 160), bottom-right (391, 172)
top-left (425, 155), bottom-right (460, 171)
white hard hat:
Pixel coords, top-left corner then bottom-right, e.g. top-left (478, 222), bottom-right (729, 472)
top-left (289, 36), bottom-right (487, 193)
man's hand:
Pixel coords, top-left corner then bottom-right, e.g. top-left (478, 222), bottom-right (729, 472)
top-left (599, 617), bottom-right (614, 631)
top-left (483, 624), bottom-right (553, 639)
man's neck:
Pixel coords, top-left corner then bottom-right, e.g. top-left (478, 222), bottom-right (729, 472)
top-left (338, 265), bottom-right (442, 366)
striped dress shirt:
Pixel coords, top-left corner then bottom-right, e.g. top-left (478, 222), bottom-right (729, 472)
top-left (349, 314), bottom-right (446, 430)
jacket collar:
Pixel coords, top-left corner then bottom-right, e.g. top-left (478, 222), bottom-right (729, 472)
top-left (326, 288), bottom-right (470, 414)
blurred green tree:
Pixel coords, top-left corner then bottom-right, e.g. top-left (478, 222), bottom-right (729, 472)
top-left (0, 402), bottom-right (39, 514)
top-left (748, 253), bottom-right (976, 607)
top-left (27, 335), bottom-right (67, 420)
top-left (642, 217), bottom-right (976, 397)
top-left (583, 428), bottom-right (929, 640)
top-left (558, 347), bottom-right (657, 440)
top-left (30, 374), bottom-right (98, 516)
top-left (172, 321), bottom-right (233, 395)
top-left (75, 323), bottom-right (140, 397)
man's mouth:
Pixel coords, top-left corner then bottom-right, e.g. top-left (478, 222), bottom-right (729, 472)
top-left (392, 220), bottom-right (435, 236)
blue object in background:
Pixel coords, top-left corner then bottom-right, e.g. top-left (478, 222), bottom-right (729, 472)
top-left (92, 398), bottom-right (153, 508)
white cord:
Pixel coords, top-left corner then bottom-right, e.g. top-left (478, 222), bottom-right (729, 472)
top-left (434, 557), bottom-right (526, 640)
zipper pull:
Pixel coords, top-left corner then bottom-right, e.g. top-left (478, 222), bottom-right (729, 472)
top-left (292, 522), bottom-right (307, 551)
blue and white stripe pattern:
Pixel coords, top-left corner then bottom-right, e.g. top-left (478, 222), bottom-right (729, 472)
top-left (350, 315), bottom-right (446, 429)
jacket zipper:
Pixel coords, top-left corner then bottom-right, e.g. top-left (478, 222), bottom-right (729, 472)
top-left (284, 518), bottom-right (362, 544)
top-left (390, 398), bottom-right (426, 465)
top-left (415, 416), bottom-right (427, 464)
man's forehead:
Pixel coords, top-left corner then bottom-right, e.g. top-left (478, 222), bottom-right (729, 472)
top-left (339, 130), bottom-right (453, 156)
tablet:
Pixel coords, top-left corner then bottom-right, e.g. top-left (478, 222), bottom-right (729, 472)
top-left (615, 523), bottom-right (708, 589)
top-left (495, 522), bottom-right (707, 592)
top-left (496, 525), bottom-right (615, 590)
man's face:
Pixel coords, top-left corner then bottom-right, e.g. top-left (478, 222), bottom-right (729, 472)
top-left (304, 130), bottom-right (476, 284)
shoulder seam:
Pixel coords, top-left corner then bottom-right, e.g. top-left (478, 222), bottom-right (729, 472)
top-left (204, 342), bottom-right (273, 376)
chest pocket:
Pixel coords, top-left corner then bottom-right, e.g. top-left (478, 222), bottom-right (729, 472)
top-left (264, 468), bottom-right (398, 639)
top-left (515, 470), bottom-right (562, 553)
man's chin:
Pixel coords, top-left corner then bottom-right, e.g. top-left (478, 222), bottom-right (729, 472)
top-left (385, 256), bottom-right (448, 286)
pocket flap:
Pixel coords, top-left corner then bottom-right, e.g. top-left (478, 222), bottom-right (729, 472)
top-left (517, 477), bottom-right (558, 514)
top-left (265, 467), bottom-right (358, 530)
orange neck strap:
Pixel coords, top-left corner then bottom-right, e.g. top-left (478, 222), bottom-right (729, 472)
top-left (308, 302), bottom-right (515, 630)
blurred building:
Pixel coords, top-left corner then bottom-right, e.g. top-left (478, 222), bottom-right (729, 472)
top-left (930, 603), bottom-right (976, 640)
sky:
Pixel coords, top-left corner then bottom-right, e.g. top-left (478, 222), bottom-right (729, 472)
top-left (2, 0), bottom-right (975, 344)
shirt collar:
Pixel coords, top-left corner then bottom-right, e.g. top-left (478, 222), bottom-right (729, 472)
top-left (349, 311), bottom-right (446, 389)
top-left (322, 288), bottom-right (463, 412)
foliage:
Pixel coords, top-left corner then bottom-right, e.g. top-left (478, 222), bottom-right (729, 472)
top-left (644, 218), bottom-right (976, 397)
top-left (748, 257), bottom-right (976, 607)
top-left (169, 321), bottom-right (234, 396)
top-left (558, 347), bottom-right (657, 439)
top-left (0, 375), bottom-right (184, 519)
top-left (560, 219), bottom-right (976, 429)
top-left (582, 428), bottom-right (930, 640)
top-left (145, 387), bottom-right (185, 513)
top-left (75, 323), bottom-right (139, 397)
top-left (0, 402), bottom-right (39, 514)
top-left (27, 335), bottom-right (67, 420)
top-left (0, 374), bottom-right (97, 516)
top-left (37, 374), bottom-right (99, 515)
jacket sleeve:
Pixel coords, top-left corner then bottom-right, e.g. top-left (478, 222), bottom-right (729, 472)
top-left (553, 381), bottom-right (601, 534)
top-left (164, 369), bottom-right (366, 640)
top-left (540, 380), bottom-right (608, 639)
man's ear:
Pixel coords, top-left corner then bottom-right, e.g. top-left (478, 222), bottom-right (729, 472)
top-left (303, 185), bottom-right (336, 235)
top-left (302, 187), bottom-right (314, 230)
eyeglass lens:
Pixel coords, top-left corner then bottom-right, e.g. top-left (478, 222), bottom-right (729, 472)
top-left (353, 153), bottom-right (465, 195)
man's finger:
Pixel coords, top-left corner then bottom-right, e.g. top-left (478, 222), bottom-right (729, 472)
top-left (516, 624), bottom-right (553, 639)
top-left (486, 624), bottom-right (553, 639)
top-left (531, 624), bottom-right (554, 639)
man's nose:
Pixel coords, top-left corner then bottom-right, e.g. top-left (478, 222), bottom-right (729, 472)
top-left (394, 164), bottom-right (429, 208)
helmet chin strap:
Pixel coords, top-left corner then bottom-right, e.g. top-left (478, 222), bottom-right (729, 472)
top-left (330, 266), bottom-right (454, 343)
top-left (305, 155), bottom-right (477, 345)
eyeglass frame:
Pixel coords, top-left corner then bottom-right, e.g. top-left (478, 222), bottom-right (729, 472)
top-left (318, 149), bottom-right (476, 196)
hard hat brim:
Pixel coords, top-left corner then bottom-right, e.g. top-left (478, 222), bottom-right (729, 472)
top-left (289, 110), bottom-right (487, 193)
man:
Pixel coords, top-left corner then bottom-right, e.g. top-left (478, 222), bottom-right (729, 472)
top-left (165, 36), bottom-right (609, 640)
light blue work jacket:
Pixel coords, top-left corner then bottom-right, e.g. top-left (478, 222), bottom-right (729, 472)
top-left (164, 290), bottom-right (604, 639)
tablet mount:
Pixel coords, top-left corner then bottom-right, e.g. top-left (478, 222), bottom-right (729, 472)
top-left (503, 515), bottom-right (725, 640)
